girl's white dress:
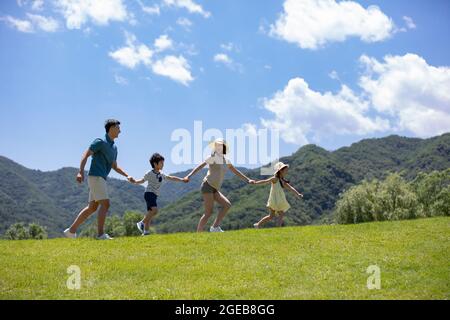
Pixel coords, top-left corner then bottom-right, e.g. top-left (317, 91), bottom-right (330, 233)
top-left (267, 180), bottom-right (291, 213)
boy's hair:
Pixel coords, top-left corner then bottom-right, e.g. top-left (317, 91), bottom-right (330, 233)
top-left (150, 153), bottom-right (165, 168)
top-left (105, 119), bottom-right (121, 133)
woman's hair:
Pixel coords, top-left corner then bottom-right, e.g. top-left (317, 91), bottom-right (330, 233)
top-left (276, 169), bottom-right (290, 188)
top-left (150, 153), bottom-right (165, 168)
top-left (212, 144), bottom-right (227, 156)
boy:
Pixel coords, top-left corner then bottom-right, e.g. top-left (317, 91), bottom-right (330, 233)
top-left (133, 153), bottom-right (188, 235)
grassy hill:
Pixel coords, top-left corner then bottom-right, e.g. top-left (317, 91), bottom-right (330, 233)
top-left (0, 217), bottom-right (448, 300)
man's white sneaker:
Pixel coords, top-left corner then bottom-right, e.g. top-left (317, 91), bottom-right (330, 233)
top-left (97, 234), bottom-right (114, 240)
top-left (210, 226), bottom-right (225, 233)
top-left (64, 228), bottom-right (77, 239)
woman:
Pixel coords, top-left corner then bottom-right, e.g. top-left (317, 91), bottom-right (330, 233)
top-left (184, 138), bottom-right (255, 232)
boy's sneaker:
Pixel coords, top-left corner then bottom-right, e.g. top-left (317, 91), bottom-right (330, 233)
top-left (136, 221), bottom-right (145, 234)
top-left (64, 228), bottom-right (77, 239)
top-left (253, 223), bottom-right (260, 229)
top-left (142, 231), bottom-right (151, 236)
top-left (97, 234), bottom-right (114, 240)
top-left (210, 226), bottom-right (225, 233)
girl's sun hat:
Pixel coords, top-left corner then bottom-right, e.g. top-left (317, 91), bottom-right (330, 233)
top-left (274, 161), bottom-right (289, 174)
top-left (208, 138), bottom-right (229, 152)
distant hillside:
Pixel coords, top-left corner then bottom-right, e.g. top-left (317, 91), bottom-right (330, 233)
top-left (155, 133), bottom-right (450, 233)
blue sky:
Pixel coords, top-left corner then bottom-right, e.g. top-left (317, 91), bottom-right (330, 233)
top-left (0, 0), bottom-right (449, 178)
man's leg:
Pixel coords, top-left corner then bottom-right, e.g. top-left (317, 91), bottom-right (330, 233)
top-left (69, 201), bottom-right (99, 234)
top-left (96, 199), bottom-right (110, 236)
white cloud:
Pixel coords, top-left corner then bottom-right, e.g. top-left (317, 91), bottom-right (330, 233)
top-left (213, 53), bottom-right (243, 73)
top-left (26, 14), bottom-right (59, 32)
top-left (138, 0), bottom-right (160, 15)
top-left (260, 53), bottom-right (450, 145)
top-left (269, 0), bottom-right (395, 49)
top-left (0, 15), bottom-right (34, 33)
top-left (402, 16), bottom-right (416, 29)
top-left (110, 32), bottom-right (193, 86)
top-left (359, 54), bottom-right (450, 137)
top-left (152, 55), bottom-right (193, 86)
top-left (220, 42), bottom-right (240, 52)
top-left (163, 0), bottom-right (210, 18)
top-left (329, 70), bottom-right (340, 81)
top-left (114, 74), bottom-right (129, 85)
top-left (154, 34), bottom-right (173, 52)
top-left (109, 32), bottom-right (153, 69)
top-left (177, 17), bottom-right (192, 30)
top-left (55, 0), bottom-right (129, 29)
top-left (261, 78), bottom-right (390, 144)
top-left (214, 53), bottom-right (232, 65)
top-left (1, 14), bottom-right (59, 33)
top-left (31, 0), bottom-right (44, 11)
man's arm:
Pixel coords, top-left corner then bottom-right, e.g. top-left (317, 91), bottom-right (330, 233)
top-left (112, 161), bottom-right (135, 183)
top-left (76, 149), bottom-right (94, 184)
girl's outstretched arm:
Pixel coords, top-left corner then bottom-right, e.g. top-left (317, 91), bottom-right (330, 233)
top-left (228, 163), bottom-right (255, 184)
top-left (283, 181), bottom-right (303, 198)
top-left (254, 176), bottom-right (278, 185)
top-left (184, 161), bottom-right (207, 182)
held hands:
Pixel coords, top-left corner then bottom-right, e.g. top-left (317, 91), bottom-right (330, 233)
top-left (183, 176), bottom-right (190, 183)
top-left (76, 172), bottom-right (84, 184)
top-left (248, 179), bottom-right (256, 185)
top-left (127, 176), bottom-right (136, 184)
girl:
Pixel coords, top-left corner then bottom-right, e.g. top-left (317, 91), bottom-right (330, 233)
top-left (184, 138), bottom-right (255, 232)
top-left (253, 162), bottom-right (303, 228)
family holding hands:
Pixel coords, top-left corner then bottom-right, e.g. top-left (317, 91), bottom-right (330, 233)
top-left (64, 119), bottom-right (303, 240)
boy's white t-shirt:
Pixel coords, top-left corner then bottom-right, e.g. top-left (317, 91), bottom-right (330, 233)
top-left (143, 170), bottom-right (167, 196)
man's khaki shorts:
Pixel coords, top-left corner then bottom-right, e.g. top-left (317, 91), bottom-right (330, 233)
top-left (88, 176), bottom-right (109, 202)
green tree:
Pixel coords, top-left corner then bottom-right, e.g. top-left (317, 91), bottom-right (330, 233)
top-left (5, 222), bottom-right (47, 240)
top-left (412, 169), bottom-right (450, 217)
top-left (123, 211), bottom-right (144, 236)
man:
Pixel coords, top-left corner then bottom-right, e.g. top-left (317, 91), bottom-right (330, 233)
top-left (64, 119), bottom-right (135, 240)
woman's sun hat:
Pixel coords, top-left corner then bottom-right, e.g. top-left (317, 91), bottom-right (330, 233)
top-left (274, 161), bottom-right (289, 174)
top-left (208, 138), bottom-right (229, 152)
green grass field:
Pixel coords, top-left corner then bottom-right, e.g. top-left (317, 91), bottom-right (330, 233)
top-left (0, 217), bottom-right (449, 300)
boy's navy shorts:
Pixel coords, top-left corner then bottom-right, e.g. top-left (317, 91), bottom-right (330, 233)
top-left (144, 192), bottom-right (158, 210)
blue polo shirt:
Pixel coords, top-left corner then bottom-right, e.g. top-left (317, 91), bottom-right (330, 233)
top-left (88, 134), bottom-right (118, 180)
